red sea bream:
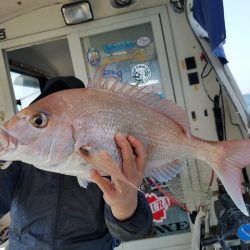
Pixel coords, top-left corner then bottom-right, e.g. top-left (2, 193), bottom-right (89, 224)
top-left (0, 72), bottom-right (250, 215)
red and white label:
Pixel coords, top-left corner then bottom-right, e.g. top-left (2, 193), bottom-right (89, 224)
top-left (145, 193), bottom-right (172, 223)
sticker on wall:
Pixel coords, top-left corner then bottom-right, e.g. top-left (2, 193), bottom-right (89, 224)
top-left (145, 193), bottom-right (172, 223)
top-left (136, 36), bottom-right (151, 47)
top-left (102, 50), bottom-right (145, 65)
top-left (131, 64), bottom-right (151, 84)
top-left (87, 48), bottom-right (100, 66)
top-left (103, 70), bottom-right (122, 81)
top-left (103, 40), bottom-right (136, 54)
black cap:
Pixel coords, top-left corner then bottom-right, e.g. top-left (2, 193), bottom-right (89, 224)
top-left (31, 76), bottom-right (85, 104)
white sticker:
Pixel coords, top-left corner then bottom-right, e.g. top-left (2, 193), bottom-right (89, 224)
top-left (131, 64), bottom-right (151, 84)
top-left (136, 36), bottom-right (151, 47)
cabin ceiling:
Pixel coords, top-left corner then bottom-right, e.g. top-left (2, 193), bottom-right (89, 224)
top-left (0, 0), bottom-right (74, 24)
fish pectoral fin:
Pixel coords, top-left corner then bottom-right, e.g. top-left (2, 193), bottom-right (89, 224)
top-left (77, 149), bottom-right (142, 192)
top-left (0, 161), bottom-right (12, 169)
top-left (77, 177), bottom-right (91, 188)
top-left (77, 148), bottom-right (125, 180)
top-left (145, 160), bottom-right (186, 182)
top-left (79, 145), bottom-right (92, 156)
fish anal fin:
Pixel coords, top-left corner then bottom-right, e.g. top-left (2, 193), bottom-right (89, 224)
top-left (145, 160), bottom-right (186, 182)
top-left (0, 161), bottom-right (12, 169)
top-left (77, 177), bottom-right (90, 188)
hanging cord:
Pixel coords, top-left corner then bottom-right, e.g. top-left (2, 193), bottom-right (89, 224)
top-left (200, 59), bottom-right (226, 140)
top-left (216, 78), bottom-right (227, 141)
top-left (16, 90), bottom-right (40, 108)
top-left (201, 61), bottom-right (214, 102)
top-left (200, 59), bottom-right (227, 189)
top-left (201, 62), bottom-right (213, 79)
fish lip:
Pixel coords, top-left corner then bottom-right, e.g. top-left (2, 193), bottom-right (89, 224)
top-left (0, 127), bottom-right (16, 153)
top-left (0, 128), bottom-right (9, 150)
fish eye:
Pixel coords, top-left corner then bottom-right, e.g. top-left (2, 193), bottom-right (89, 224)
top-left (30, 113), bottom-right (48, 128)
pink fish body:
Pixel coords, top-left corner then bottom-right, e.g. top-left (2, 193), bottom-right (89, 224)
top-left (0, 72), bottom-right (250, 215)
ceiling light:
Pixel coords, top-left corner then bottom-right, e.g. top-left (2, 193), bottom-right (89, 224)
top-left (109, 0), bottom-right (140, 9)
top-left (61, 1), bottom-right (93, 25)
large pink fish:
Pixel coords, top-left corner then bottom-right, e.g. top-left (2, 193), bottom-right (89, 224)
top-left (0, 71), bottom-right (250, 215)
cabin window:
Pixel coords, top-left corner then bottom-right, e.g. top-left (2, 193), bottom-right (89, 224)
top-left (10, 72), bottom-right (41, 111)
top-left (81, 23), bottom-right (165, 99)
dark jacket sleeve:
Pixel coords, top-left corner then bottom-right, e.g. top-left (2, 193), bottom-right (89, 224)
top-left (104, 192), bottom-right (152, 241)
top-left (0, 162), bottom-right (21, 218)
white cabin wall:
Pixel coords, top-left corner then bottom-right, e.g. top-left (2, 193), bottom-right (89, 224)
top-left (166, 4), bottom-right (246, 142)
top-left (2, 0), bottom-right (169, 41)
top-left (164, 5), bottom-right (218, 140)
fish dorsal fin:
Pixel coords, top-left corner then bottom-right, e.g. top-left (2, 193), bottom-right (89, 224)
top-left (88, 69), bottom-right (190, 136)
top-left (145, 160), bottom-right (187, 182)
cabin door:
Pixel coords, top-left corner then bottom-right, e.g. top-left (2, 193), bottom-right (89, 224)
top-left (81, 23), bottom-right (166, 99)
top-left (68, 9), bottom-right (177, 103)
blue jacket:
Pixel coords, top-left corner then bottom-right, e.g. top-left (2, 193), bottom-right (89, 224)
top-left (0, 162), bottom-right (152, 250)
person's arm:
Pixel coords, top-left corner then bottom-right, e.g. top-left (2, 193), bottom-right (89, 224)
top-left (104, 191), bottom-right (152, 241)
top-left (90, 134), bottom-right (153, 241)
top-left (0, 162), bottom-right (21, 218)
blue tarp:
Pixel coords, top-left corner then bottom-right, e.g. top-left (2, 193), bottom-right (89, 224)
top-left (193, 0), bottom-right (228, 64)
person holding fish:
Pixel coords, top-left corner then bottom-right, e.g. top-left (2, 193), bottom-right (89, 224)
top-left (1, 68), bottom-right (250, 250)
top-left (0, 77), bottom-right (153, 250)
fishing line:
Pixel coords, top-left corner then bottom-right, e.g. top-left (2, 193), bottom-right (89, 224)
top-left (148, 177), bottom-right (191, 214)
top-left (20, 90), bottom-right (40, 101)
top-left (201, 62), bottom-right (213, 79)
top-left (16, 90), bottom-right (41, 108)
top-left (201, 62), bottom-right (214, 103)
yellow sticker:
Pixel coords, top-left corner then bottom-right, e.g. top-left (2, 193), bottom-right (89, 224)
top-left (0, 111), bottom-right (4, 121)
top-left (181, 60), bottom-right (186, 69)
top-left (102, 49), bottom-right (145, 65)
top-left (193, 84), bottom-right (199, 91)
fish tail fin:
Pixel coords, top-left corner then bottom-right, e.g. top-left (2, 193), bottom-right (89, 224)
top-left (211, 140), bottom-right (250, 216)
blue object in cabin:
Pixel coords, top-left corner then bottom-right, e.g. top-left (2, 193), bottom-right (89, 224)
top-left (237, 224), bottom-right (250, 241)
top-left (193, 0), bottom-right (228, 64)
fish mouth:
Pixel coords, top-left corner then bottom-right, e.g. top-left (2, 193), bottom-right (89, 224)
top-left (0, 128), bottom-right (16, 155)
top-left (0, 128), bottom-right (9, 152)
